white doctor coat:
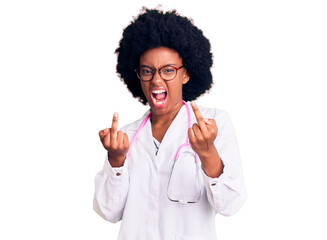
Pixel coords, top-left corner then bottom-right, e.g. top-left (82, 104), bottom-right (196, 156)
top-left (94, 102), bottom-right (247, 240)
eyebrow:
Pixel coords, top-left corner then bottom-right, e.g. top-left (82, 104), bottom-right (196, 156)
top-left (139, 64), bottom-right (177, 68)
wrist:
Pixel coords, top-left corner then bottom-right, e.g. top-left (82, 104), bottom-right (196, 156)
top-left (107, 152), bottom-right (126, 167)
top-left (202, 165), bottom-right (222, 178)
top-left (197, 146), bottom-right (223, 178)
top-left (197, 144), bottom-right (217, 160)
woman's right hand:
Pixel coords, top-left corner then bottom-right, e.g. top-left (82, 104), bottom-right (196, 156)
top-left (99, 112), bottom-right (130, 167)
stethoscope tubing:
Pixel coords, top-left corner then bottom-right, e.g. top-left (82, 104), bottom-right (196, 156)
top-left (126, 100), bottom-right (201, 204)
top-left (126, 100), bottom-right (199, 162)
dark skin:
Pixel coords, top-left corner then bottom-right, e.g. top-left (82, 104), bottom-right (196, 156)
top-left (139, 47), bottom-right (189, 142)
top-left (150, 110), bottom-right (180, 142)
top-left (99, 47), bottom-right (223, 178)
top-left (188, 101), bottom-right (223, 178)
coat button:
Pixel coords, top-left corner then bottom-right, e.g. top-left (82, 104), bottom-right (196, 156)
top-left (116, 173), bottom-right (121, 176)
top-left (211, 183), bottom-right (216, 186)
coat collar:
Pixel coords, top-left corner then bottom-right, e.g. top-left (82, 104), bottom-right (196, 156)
top-left (135, 102), bottom-right (191, 159)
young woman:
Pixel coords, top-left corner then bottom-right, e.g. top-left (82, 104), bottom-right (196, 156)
top-left (94, 8), bottom-right (247, 240)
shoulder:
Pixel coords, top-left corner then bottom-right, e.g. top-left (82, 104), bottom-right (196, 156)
top-left (195, 104), bottom-right (235, 134)
top-left (196, 104), bottom-right (230, 123)
top-left (196, 104), bottom-right (238, 145)
top-left (119, 109), bottom-right (151, 138)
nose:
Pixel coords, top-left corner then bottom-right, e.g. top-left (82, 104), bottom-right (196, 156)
top-left (151, 69), bottom-right (163, 82)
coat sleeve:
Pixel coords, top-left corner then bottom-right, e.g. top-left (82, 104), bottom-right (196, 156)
top-left (93, 155), bottom-right (129, 223)
top-left (202, 110), bottom-right (247, 216)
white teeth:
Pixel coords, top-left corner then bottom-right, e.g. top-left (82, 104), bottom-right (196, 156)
top-left (152, 89), bottom-right (166, 94)
top-left (153, 98), bottom-right (165, 104)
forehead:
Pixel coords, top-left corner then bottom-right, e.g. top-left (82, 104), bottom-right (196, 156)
top-left (139, 47), bottom-right (183, 66)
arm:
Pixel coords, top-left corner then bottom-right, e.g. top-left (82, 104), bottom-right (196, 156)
top-left (188, 102), bottom-right (247, 216)
top-left (93, 112), bottom-right (130, 222)
top-left (203, 110), bottom-right (247, 216)
top-left (93, 155), bottom-right (129, 223)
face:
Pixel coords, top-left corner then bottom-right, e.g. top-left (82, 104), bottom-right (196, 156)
top-left (139, 47), bottom-right (189, 116)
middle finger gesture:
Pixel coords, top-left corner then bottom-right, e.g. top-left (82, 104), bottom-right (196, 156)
top-left (188, 102), bottom-right (218, 159)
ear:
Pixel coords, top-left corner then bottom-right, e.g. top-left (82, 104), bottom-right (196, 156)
top-left (182, 71), bottom-right (190, 84)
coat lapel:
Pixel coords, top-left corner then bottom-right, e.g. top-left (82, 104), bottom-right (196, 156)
top-left (132, 102), bottom-right (192, 169)
top-left (137, 115), bottom-right (156, 161)
top-left (159, 102), bottom-right (189, 152)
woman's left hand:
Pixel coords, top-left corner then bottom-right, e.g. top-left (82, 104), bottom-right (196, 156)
top-left (188, 101), bottom-right (223, 178)
top-left (188, 101), bottom-right (218, 157)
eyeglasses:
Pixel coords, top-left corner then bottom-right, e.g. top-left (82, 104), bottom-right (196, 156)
top-left (135, 65), bottom-right (184, 81)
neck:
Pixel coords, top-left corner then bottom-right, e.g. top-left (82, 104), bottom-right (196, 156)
top-left (151, 101), bottom-right (184, 125)
top-left (150, 101), bottom-right (184, 142)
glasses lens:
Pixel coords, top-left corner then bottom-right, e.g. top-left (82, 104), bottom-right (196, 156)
top-left (160, 66), bottom-right (177, 80)
top-left (167, 146), bottom-right (202, 203)
top-left (138, 67), bottom-right (153, 81)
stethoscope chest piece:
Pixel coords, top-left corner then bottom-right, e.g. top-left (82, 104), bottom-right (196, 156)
top-left (167, 144), bottom-right (202, 204)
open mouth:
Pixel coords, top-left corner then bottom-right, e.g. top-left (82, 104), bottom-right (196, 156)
top-left (151, 89), bottom-right (167, 107)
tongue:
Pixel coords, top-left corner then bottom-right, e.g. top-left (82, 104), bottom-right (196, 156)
top-left (154, 93), bottom-right (166, 100)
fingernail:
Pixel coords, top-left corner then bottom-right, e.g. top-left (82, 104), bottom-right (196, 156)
top-left (114, 112), bottom-right (118, 118)
top-left (191, 101), bottom-right (196, 107)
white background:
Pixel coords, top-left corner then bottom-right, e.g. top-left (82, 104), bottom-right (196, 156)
top-left (1, 0), bottom-right (326, 239)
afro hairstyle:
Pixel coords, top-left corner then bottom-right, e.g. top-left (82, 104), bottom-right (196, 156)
top-left (115, 7), bottom-right (213, 105)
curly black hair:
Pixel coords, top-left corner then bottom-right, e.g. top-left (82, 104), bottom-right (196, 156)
top-left (115, 8), bottom-right (213, 105)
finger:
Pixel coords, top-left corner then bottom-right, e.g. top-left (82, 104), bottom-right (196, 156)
top-left (188, 127), bottom-right (196, 143)
top-left (204, 118), bottom-right (213, 125)
top-left (123, 133), bottom-right (130, 149)
top-left (191, 101), bottom-right (206, 130)
top-left (208, 119), bottom-right (218, 135)
top-left (191, 123), bottom-right (203, 140)
top-left (205, 118), bottom-right (218, 132)
top-left (99, 128), bottom-right (109, 138)
top-left (103, 131), bottom-right (111, 147)
top-left (111, 112), bottom-right (119, 135)
top-left (99, 131), bottom-right (105, 145)
top-left (99, 129), bottom-right (109, 145)
top-left (117, 131), bottom-right (124, 146)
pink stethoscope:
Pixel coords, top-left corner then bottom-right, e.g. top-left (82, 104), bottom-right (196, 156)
top-left (127, 100), bottom-right (202, 204)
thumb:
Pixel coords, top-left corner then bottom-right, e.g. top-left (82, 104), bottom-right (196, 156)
top-left (203, 118), bottom-right (213, 125)
top-left (99, 128), bottom-right (109, 138)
